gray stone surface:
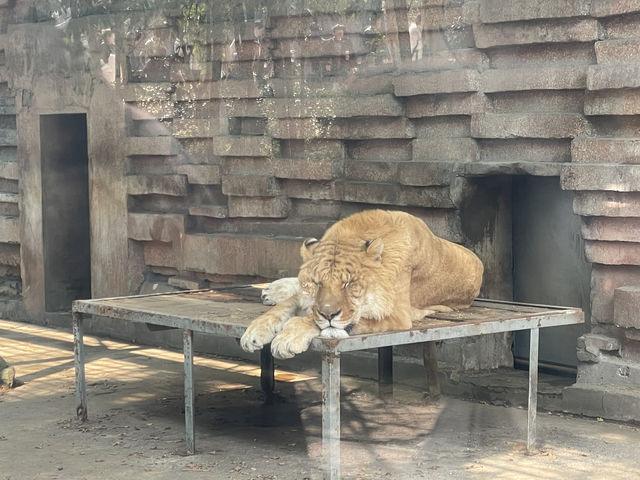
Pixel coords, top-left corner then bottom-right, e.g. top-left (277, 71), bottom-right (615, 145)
top-left (614, 285), bottom-right (640, 328)
top-left (474, 18), bottom-right (599, 48)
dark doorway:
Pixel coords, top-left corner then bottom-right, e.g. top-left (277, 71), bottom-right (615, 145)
top-left (40, 114), bottom-right (91, 312)
top-left (512, 176), bottom-right (591, 371)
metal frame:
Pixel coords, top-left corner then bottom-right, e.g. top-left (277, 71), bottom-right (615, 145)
top-left (72, 293), bottom-right (582, 480)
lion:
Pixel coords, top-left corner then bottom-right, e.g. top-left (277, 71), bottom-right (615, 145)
top-left (240, 209), bottom-right (483, 359)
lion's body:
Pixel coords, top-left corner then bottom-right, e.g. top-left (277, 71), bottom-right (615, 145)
top-left (241, 210), bottom-right (483, 359)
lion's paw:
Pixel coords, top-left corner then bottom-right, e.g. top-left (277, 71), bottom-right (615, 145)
top-left (261, 277), bottom-right (300, 306)
top-left (240, 320), bottom-right (278, 353)
top-left (271, 320), bottom-right (318, 360)
top-left (320, 327), bottom-right (349, 339)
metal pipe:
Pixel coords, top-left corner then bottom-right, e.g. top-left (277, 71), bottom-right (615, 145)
top-left (183, 329), bottom-right (195, 455)
top-left (527, 327), bottom-right (539, 452)
top-left (72, 311), bottom-right (87, 422)
top-left (322, 352), bottom-right (341, 480)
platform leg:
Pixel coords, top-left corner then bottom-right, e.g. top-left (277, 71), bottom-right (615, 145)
top-left (377, 346), bottom-right (393, 399)
top-left (260, 344), bottom-right (275, 404)
top-left (322, 352), bottom-right (341, 480)
top-left (423, 341), bottom-right (441, 399)
top-left (73, 311), bottom-right (87, 422)
top-left (183, 329), bottom-right (195, 455)
top-left (527, 327), bottom-right (539, 453)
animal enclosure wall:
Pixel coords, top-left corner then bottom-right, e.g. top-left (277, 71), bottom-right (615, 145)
top-left (2, 1), bottom-right (640, 419)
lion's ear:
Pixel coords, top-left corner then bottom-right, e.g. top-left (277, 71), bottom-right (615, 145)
top-left (364, 238), bottom-right (384, 262)
top-left (301, 237), bottom-right (319, 262)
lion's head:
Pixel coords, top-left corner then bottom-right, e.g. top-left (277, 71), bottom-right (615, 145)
top-left (297, 236), bottom-right (395, 338)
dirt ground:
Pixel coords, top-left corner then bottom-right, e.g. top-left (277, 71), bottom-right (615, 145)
top-left (2, 318), bottom-right (640, 480)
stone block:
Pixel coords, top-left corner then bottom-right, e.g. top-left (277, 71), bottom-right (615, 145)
top-left (339, 181), bottom-right (455, 208)
top-left (176, 164), bottom-right (221, 185)
top-left (269, 75), bottom-right (394, 99)
top-left (413, 117), bottom-right (471, 138)
top-left (585, 89), bottom-right (640, 116)
top-left (0, 161), bottom-right (18, 181)
top-left (188, 205), bottom-right (228, 219)
top-left (462, 160), bottom-right (563, 176)
top-left (126, 136), bottom-right (177, 156)
top-left (261, 95), bottom-right (402, 118)
top-left (591, 265), bottom-right (640, 324)
top-left (480, 0), bottom-right (591, 23)
top-left (582, 217), bottom-right (640, 242)
top-left (489, 90), bottom-right (585, 114)
top-left (212, 136), bottom-right (276, 157)
top-left (281, 139), bottom-right (345, 160)
top-left (397, 162), bottom-right (454, 186)
top-left (572, 138), bottom-right (640, 164)
top-left (573, 191), bottom-right (640, 217)
top-left (0, 243), bottom-right (19, 266)
top-left (588, 64), bottom-right (640, 91)
top-left (227, 196), bottom-right (290, 218)
top-left (347, 139), bottom-right (411, 161)
top-left (479, 139), bottom-right (571, 163)
top-left (127, 101), bottom-right (175, 120)
top-left (143, 241), bottom-right (180, 269)
top-left (488, 43), bottom-right (596, 70)
top-left (472, 113), bottom-right (591, 139)
top-left (175, 80), bottom-right (260, 101)
top-left (413, 138), bottom-right (479, 162)
top-left (0, 215), bottom-right (18, 244)
top-left (481, 66), bottom-right (587, 93)
top-left (223, 157), bottom-right (337, 181)
top-left (221, 175), bottom-right (281, 197)
top-left (394, 70), bottom-right (480, 96)
top-left (268, 118), bottom-right (414, 140)
top-left (128, 213), bottom-right (185, 243)
top-left (127, 175), bottom-right (188, 197)
top-left (406, 93), bottom-right (488, 118)
top-left (561, 165), bottom-right (640, 192)
top-left (585, 241), bottom-right (640, 265)
top-left (595, 39), bottom-right (640, 64)
top-left (345, 161), bottom-right (398, 183)
top-left (591, 0), bottom-right (640, 17)
top-left (183, 233), bottom-right (302, 277)
top-left (615, 285), bottom-right (640, 328)
top-left (172, 119), bottom-right (219, 138)
top-left (401, 49), bottom-right (489, 73)
top-left (168, 276), bottom-right (204, 290)
top-left (120, 83), bottom-right (173, 102)
top-left (474, 18), bottom-right (599, 49)
top-left (283, 180), bottom-right (341, 201)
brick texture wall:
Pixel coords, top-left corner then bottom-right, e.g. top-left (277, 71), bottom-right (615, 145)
top-left (4, 2), bottom-right (640, 385)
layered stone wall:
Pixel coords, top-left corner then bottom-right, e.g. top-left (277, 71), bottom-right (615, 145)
top-left (3, 0), bottom-right (640, 417)
top-left (0, 4), bottom-right (20, 317)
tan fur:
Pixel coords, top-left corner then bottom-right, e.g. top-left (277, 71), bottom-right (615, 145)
top-left (241, 210), bottom-right (483, 359)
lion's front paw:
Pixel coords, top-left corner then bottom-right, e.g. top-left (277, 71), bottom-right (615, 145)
top-left (270, 318), bottom-right (319, 360)
top-left (240, 320), bottom-right (278, 353)
top-left (261, 277), bottom-right (300, 306)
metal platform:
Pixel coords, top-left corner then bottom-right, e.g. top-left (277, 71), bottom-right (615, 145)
top-left (72, 288), bottom-right (583, 480)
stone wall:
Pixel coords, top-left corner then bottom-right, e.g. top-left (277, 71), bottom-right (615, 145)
top-left (3, 1), bottom-right (640, 418)
top-left (0, 4), bottom-right (20, 318)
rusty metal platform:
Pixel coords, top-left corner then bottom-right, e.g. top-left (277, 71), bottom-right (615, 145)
top-left (72, 289), bottom-right (583, 480)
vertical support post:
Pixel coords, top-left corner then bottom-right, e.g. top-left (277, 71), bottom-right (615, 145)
top-left (322, 351), bottom-right (341, 480)
top-left (527, 327), bottom-right (540, 453)
top-left (377, 346), bottom-right (393, 399)
top-left (73, 310), bottom-right (87, 421)
top-left (423, 341), bottom-right (441, 399)
top-left (260, 344), bottom-right (275, 404)
top-left (183, 329), bottom-right (195, 455)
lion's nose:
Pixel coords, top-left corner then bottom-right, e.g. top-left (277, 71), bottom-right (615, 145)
top-left (318, 307), bottom-right (342, 322)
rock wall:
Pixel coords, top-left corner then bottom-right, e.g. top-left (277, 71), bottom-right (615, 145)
top-left (2, 0), bottom-right (640, 417)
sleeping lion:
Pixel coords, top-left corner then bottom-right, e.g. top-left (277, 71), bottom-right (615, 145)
top-left (241, 209), bottom-right (483, 359)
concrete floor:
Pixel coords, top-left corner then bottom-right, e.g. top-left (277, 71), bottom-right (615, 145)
top-left (1, 318), bottom-right (640, 480)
